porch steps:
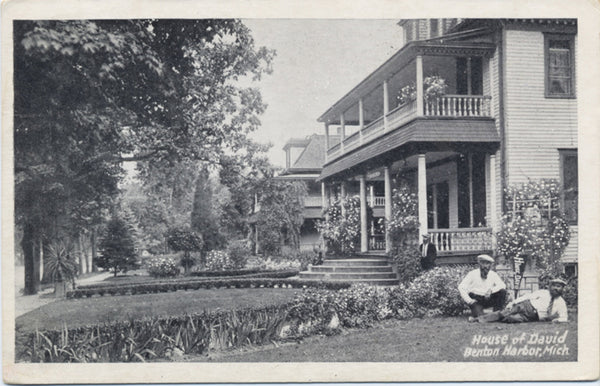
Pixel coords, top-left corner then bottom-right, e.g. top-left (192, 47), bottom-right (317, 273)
top-left (298, 257), bottom-right (399, 286)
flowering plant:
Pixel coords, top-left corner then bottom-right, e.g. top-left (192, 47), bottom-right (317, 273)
top-left (146, 255), bottom-right (180, 278)
top-left (204, 250), bottom-right (234, 271)
top-left (316, 196), bottom-right (365, 255)
top-left (395, 76), bottom-right (448, 105)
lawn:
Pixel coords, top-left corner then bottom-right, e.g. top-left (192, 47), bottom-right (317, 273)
top-left (16, 288), bottom-right (300, 332)
top-left (188, 313), bottom-right (578, 362)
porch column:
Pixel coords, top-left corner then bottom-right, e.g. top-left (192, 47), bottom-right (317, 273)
top-left (467, 57), bottom-right (472, 95)
top-left (360, 175), bottom-right (368, 252)
top-left (488, 154), bottom-right (498, 247)
top-left (416, 55), bottom-right (424, 116)
top-left (340, 113), bottom-right (346, 153)
top-left (384, 166), bottom-right (392, 253)
top-left (325, 123), bottom-right (330, 162)
top-left (418, 154), bottom-right (428, 237)
top-left (383, 79), bottom-right (390, 132)
top-left (468, 153), bottom-right (474, 227)
top-left (369, 185), bottom-right (375, 207)
top-left (321, 182), bottom-right (327, 209)
top-left (359, 98), bottom-right (364, 144)
top-left (340, 181), bottom-right (347, 217)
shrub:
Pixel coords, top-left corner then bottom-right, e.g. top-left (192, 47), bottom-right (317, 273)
top-left (204, 250), bottom-right (232, 271)
top-left (254, 256), bottom-right (301, 271)
top-left (166, 226), bottom-right (203, 274)
top-left (317, 196), bottom-right (369, 256)
top-left (389, 245), bottom-right (422, 283)
top-left (97, 215), bottom-right (138, 277)
top-left (402, 266), bottom-right (470, 317)
top-left (146, 255), bottom-right (180, 278)
top-left (226, 240), bottom-right (250, 269)
top-left (279, 246), bottom-right (320, 270)
top-left (562, 276), bottom-right (578, 307)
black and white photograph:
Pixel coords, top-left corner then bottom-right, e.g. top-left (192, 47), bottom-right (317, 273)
top-left (2, 0), bottom-right (599, 383)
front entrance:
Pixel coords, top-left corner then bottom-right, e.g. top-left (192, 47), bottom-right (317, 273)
top-left (427, 181), bottom-right (450, 229)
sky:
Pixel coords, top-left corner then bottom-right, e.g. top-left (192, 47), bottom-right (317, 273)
top-left (242, 19), bottom-right (405, 168)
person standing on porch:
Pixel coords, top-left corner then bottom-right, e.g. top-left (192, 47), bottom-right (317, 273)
top-left (458, 254), bottom-right (507, 320)
top-left (419, 233), bottom-right (437, 270)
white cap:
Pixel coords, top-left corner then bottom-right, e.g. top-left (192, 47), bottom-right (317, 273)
top-left (477, 254), bottom-right (495, 263)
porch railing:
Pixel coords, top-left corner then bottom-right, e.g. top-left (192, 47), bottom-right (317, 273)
top-left (327, 94), bottom-right (492, 160)
top-left (368, 234), bottom-right (386, 251)
top-left (369, 196), bottom-right (385, 207)
top-left (428, 227), bottom-right (493, 253)
top-left (424, 95), bottom-right (491, 117)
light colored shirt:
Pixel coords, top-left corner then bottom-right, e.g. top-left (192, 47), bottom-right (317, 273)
top-left (513, 289), bottom-right (568, 322)
top-left (458, 269), bottom-right (506, 304)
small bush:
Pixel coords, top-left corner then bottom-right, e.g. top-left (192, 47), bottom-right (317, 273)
top-left (389, 245), bottom-right (422, 283)
top-left (204, 250), bottom-right (232, 271)
top-left (278, 246), bottom-right (320, 270)
top-left (227, 240), bottom-right (250, 269)
top-left (561, 276), bottom-right (578, 307)
top-left (146, 255), bottom-right (180, 278)
top-left (402, 266), bottom-right (470, 317)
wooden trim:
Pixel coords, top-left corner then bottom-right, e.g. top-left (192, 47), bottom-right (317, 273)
top-left (559, 149), bottom-right (578, 225)
top-left (544, 33), bottom-right (576, 99)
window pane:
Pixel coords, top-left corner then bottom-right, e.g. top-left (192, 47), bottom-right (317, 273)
top-left (547, 39), bottom-right (573, 96)
top-left (562, 153), bottom-right (578, 222)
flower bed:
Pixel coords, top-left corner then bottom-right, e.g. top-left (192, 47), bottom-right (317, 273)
top-left (19, 267), bottom-right (477, 362)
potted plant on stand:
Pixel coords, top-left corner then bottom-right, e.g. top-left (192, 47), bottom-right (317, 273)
top-left (46, 241), bottom-right (78, 297)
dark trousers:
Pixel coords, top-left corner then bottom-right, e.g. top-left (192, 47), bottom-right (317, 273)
top-left (468, 289), bottom-right (507, 317)
top-left (478, 299), bottom-right (539, 323)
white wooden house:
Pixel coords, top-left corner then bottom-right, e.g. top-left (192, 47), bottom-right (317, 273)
top-left (316, 19), bottom-right (578, 268)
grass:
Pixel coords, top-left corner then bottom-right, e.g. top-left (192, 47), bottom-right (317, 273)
top-left (16, 288), bottom-right (300, 332)
top-left (189, 313), bottom-right (578, 362)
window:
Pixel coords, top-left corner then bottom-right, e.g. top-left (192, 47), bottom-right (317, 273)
top-left (545, 34), bottom-right (575, 98)
top-left (560, 149), bottom-right (578, 223)
top-left (430, 19), bottom-right (439, 38)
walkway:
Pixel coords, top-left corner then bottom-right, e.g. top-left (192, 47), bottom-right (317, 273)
top-left (14, 266), bottom-right (112, 317)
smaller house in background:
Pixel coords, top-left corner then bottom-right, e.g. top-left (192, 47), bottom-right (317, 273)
top-left (275, 134), bottom-right (338, 251)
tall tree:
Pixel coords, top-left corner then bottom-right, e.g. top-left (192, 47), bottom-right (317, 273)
top-left (191, 168), bottom-right (225, 252)
top-left (14, 19), bottom-right (274, 293)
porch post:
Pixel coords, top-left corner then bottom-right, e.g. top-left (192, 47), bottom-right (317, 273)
top-left (468, 153), bottom-right (474, 227)
top-left (488, 154), bottom-right (498, 248)
top-left (418, 154), bottom-right (428, 237)
top-left (359, 98), bottom-right (364, 144)
top-left (369, 185), bottom-right (375, 207)
top-left (467, 57), bottom-right (472, 95)
top-left (340, 113), bottom-right (346, 153)
top-left (340, 181), bottom-right (347, 217)
top-left (325, 123), bottom-right (330, 163)
top-left (384, 166), bottom-right (392, 253)
top-left (360, 175), bottom-right (368, 252)
top-left (383, 79), bottom-right (390, 132)
top-left (321, 182), bottom-right (327, 209)
top-left (416, 55), bottom-right (424, 116)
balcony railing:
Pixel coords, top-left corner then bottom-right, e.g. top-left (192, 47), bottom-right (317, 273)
top-left (327, 95), bottom-right (492, 160)
top-left (424, 95), bottom-right (491, 117)
top-left (428, 227), bottom-right (493, 254)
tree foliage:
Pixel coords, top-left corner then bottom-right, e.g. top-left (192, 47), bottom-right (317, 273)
top-left (317, 196), bottom-right (370, 256)
top-left (256, 179), bottom-right (306, 255)
top-left (14, 19), bottom-right (274, 293)
top-left (166, 226), bottom-right (204, 273)
top-left (97, 215), bottom-right (138, 276)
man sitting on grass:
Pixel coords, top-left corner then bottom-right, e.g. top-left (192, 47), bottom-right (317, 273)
top-left (458, 254), bottom-right (507, 321)
top-left (471, 278), bottom-right (568, 323)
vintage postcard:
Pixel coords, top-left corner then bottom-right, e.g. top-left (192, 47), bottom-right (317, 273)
top-left (2, 0), bottom-right (599, 383)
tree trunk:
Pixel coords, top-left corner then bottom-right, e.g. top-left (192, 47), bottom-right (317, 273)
top-left (22, 223), bottom-right (40, 295)
top-left (91, 227), bottom-right (98, 272)
top-left (78, 233), bottom-right (88, 274)
top-left (39, 237), bottom-right (44, 282)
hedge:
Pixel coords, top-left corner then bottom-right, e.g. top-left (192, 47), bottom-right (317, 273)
top-left (73, 269), bottom-right (299, 293)
top-left (66, 276), bottom-right (350, 299)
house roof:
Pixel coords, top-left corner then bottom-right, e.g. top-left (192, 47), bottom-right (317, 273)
top-left (280, 134), bottom-right (340, 174)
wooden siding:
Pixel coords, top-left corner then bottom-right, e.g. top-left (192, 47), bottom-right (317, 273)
top-left (504, 29), bottom-right (578, 263)
top-left (504, 30), bottom-right (578, 185)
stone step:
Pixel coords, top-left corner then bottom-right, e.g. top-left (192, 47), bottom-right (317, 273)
top-left (299, 272), bottom-right (398, 280)
top-left (310, 265), bottom-right (393, 273)
top-left (297, 277), bottom-right (400, 286)
top-left (322, 258), bottom-right (390, 267)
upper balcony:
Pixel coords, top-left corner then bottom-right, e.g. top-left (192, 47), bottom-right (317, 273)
top-left (318, 40), bottom-right (496, 163)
